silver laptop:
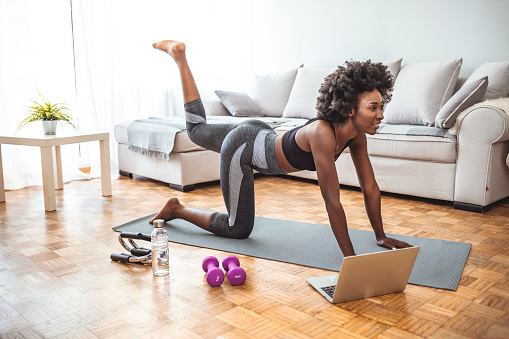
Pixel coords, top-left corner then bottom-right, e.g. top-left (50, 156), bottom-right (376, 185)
top-left (307, 246), bottom-right (419, 303)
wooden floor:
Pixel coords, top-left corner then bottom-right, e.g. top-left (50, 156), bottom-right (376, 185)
top-left (1, 175), bottom-right (508, 338)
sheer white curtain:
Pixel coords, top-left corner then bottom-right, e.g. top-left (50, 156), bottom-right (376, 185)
top-left (1, 0), bottom-right (254, 191)
top-left (0, 0), bottom-right (87, 191)
top-left (72, 0), bottom-right (255, 178)
top-left (71, 0), bottom-right (176, 178)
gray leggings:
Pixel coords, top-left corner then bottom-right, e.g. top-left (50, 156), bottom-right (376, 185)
top-left (185, 99), bottom-right (283, 239)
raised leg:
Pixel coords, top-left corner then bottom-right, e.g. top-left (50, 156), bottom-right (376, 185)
top-left (99, 138), bottom-right (112, 196)
top-left (152, 40), bottom-right (200, 104)
top-left (153, 40), bottom-right (236, 153)
top-left (54, 146), bottom-right (63, 190)
top-left (0, 144), bottom-right (5, 203)
top-left (40, 146), bottom-right (56, 211)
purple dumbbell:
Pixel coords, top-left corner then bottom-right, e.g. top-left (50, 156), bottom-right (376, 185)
top-left (202, 256), bottom-right (224, 287)
top-left (222, 255), bottom-right (246, 286)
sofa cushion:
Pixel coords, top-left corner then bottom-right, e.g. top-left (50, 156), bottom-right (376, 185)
top-left (383, 59), bottom-right (463, 126)
top-left (275, 122), bottom-right (456, 163)
top-left (115, 120), bottom-right (205, 153)
top-left (453, 77), bottom-right (468, 94)
top-left (384, 58), bottom-right (403, 79)
top-left (215, 90), bottom-right (264, 117)
top-left (360, 133), bottom-right (457, 163)
top-left (435, 76), bottom-right (488, 128)
top-left (252, 67), bottom-right (300, 117)
top-left (282, 67), bottom-right (336, 119)
top-left (117, 116), bottom-right (456, 164)
top-left (465, 61), bottom-right (509, 100)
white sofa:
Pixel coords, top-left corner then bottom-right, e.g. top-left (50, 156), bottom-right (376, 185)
top-left (115, 61), bottom-right (509, 213)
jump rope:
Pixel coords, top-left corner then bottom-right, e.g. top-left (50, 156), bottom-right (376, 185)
top-left (110, 232), bottom-right (246, 286)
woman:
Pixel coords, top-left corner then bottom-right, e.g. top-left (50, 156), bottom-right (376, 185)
top-left (150, 40), bottom-right (412, 257)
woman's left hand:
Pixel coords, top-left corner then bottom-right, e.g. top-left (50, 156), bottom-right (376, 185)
top-left (376, 236), bottom-right (413, 250)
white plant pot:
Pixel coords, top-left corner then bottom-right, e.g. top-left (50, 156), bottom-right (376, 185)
top-left (42, 120), bottom-right (57, 135)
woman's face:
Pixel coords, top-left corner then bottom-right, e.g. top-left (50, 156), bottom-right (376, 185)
top-left (351, 89), bottom-right (384, 135)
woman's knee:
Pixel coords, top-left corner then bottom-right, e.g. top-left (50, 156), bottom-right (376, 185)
top-left (220, 226), bottom-right (252, 239)
top-left (230, 225), bottom-right (253, 239)
top-left (209, 213), bottom-right (253, 239)
top-left (186, 121), bottom-right (202, 140)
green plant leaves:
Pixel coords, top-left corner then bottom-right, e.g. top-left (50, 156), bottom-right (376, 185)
top-left (16, 93), bottom-right (76, 132)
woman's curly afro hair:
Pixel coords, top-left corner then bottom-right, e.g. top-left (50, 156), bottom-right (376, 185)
top-left (316, 60), bottom-right (394, 123)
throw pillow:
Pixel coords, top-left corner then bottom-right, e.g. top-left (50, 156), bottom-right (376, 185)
top-left (215, 90), bottom-right (265, 117)
top-left (383, 59), bottom-right (463, 126)
top-left (435, 76), bottom-right (488, 128)
top-left (465, 61), bottom-right (509, 100)
top-left (282, 67), bottom-right (336, 119)
top-left (383, 58), bottom-right (403, 79)
top-left (252, 67), bottom-right (300, 117)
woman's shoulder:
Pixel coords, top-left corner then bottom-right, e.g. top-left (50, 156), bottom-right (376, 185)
top-left (304, 120), bottom-right (335, 141)
top-left (304, 120), bottom-right (336, 150)
top-left (305, 117), bottom-right (334, 131)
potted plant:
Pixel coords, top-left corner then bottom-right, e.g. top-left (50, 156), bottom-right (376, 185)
top-left (16, 93), bottom-right (77, 135)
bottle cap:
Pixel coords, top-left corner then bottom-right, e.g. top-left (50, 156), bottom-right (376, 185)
top-left (153, 219), bottom-right (165, 228)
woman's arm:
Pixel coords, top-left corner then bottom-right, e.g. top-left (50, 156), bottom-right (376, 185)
top-left (349, 134), bottom-right (412, 249)
top-left (349, 134), bottom-right (385, 238)
top-left (308, 123), bottom-right (356, 257)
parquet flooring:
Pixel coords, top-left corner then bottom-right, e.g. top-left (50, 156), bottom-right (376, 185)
top-left (0, 174), bottom-right (508, 338)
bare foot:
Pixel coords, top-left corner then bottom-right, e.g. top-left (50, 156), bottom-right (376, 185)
top-left (152, 40), bottom-right (186, 61)
top-left (149, 197), bottom-right (183, 224)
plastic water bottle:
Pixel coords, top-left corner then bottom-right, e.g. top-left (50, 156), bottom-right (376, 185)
top-left (151, 219), bottom-right (169, 276)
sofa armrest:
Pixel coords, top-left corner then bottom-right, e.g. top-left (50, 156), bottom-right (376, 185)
top-left (203, 99), bottom-right (232, 116)
top-left (455, 105), bottom-right (509, 207)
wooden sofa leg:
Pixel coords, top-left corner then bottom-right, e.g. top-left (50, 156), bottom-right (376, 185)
top-left (119, 170), bottom-right (133, 178)
top-left (453, 202), bottom-right (488, 213)
top-left (169, 183), bottom-right (195, 192)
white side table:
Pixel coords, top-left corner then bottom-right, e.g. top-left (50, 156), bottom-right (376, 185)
top-left (0, 132), bottom-right (112, 211)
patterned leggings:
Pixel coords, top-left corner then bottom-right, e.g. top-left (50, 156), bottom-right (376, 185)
top-left (184, 99), bottom-right (283, 239)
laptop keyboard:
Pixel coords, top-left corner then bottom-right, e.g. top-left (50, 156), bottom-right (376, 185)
top-left (321, 285), bottom-right (336, 298)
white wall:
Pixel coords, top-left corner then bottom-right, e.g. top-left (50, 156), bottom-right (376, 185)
top-left (248, 0), bottom-right (509, 76)
top-left (65, 0), bottom-right (509, 109)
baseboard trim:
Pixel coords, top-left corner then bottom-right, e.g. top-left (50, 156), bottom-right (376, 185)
top-left (119, 170), bottom-right (133, 178)
top-left (453, 202), bottom-right (488, 213)
top-left (169, 183), bottom-right (195, 192)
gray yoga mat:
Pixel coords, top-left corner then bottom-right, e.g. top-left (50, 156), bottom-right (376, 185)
top-left (113, 214), bottom-right (471, 291)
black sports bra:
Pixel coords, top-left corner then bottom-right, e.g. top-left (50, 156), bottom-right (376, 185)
top-left (282, 117), bottom-right (352, 171)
